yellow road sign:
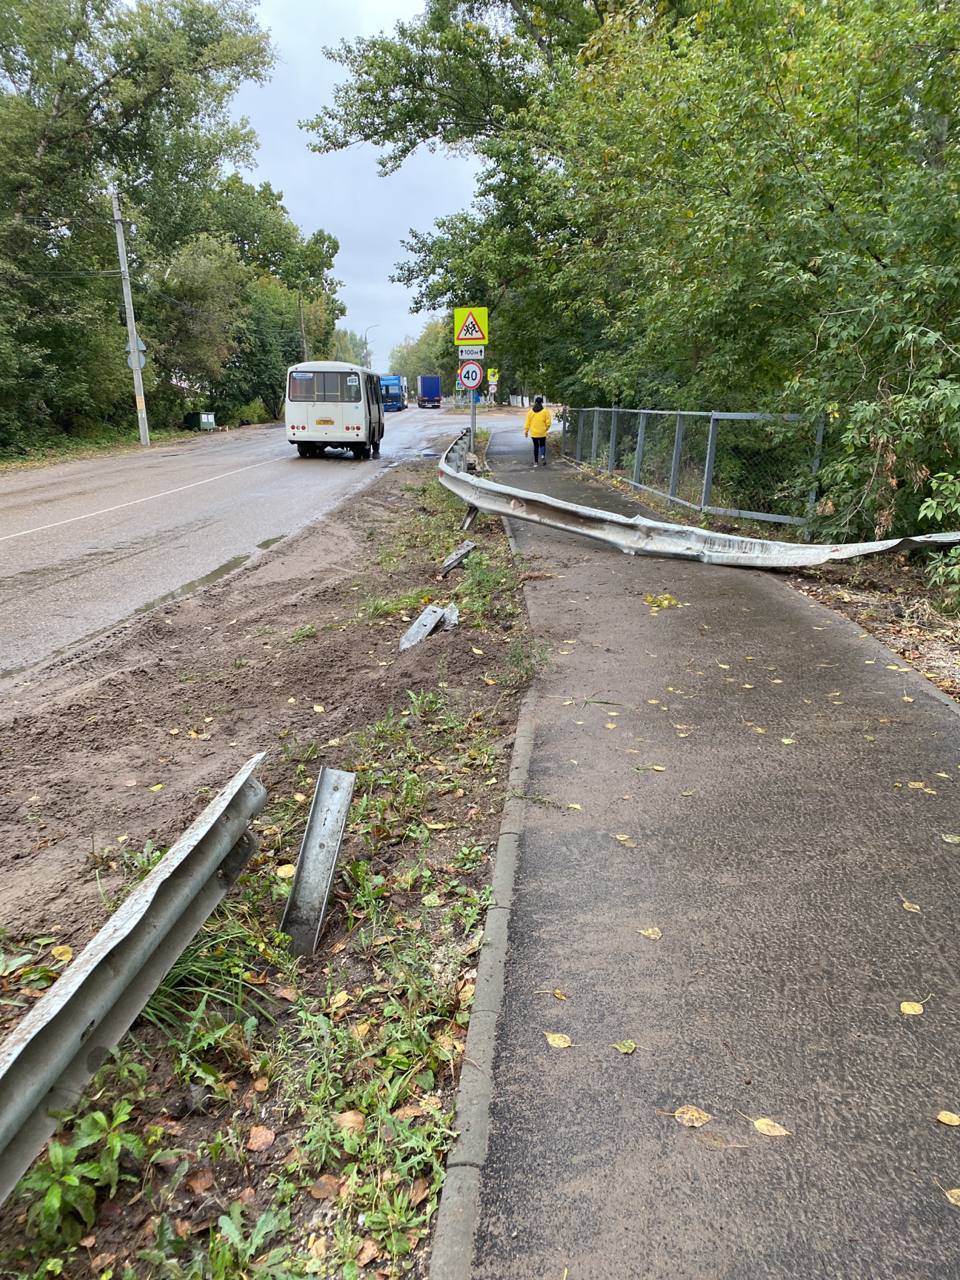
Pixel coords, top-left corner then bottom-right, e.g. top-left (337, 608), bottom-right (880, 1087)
top-left (453, 307), bottom-right (488, 345)
top-left (487, 367), bottom-right (499, 383)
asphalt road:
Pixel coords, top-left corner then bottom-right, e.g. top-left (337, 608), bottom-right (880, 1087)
top-left (0, 410), bottom-right (454, 687)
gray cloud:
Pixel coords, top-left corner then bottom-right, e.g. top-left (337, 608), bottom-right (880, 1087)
top-left (231, 1), bottom-right (476, 370)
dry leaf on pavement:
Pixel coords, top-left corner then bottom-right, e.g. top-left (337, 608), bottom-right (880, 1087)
top-left (936, 1111), bottom-right (960, 1127)
top-left (638, 927), bottom-right (662, 941)
top-left (673, 1104), bottom-right (712, 1128)
top-left (751, 1117), bottom-right (791, 1138)
top-left (613, 1040), bottom-right (637, 1055)
top-left (543, 1031), bottom-right (572, 1049)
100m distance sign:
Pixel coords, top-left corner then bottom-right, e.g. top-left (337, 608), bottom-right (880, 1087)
top-left (458, 360), bottom-right (484, 390)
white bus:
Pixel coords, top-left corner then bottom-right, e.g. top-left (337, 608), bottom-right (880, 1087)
top-left (285, 361), bottom-right (385, 460)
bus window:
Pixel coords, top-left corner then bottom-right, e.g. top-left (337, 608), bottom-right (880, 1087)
top-left (288, 371), bottom-right (315, 401)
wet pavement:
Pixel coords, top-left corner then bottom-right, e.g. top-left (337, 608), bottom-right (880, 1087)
top-left (467, 426), bottom-right (960, 1278)
top-left (0, 412), bottom-right (453, 687)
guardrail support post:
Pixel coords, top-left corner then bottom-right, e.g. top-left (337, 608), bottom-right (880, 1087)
top-left (633, 412), bottom-right (646, 484)
top-left (669, 411), bottom-right (685, 499)
top-left (608, 407), bottom-right (618, 474)
top-left (701, 412), bottom-right (719, 509)
top-left (591, 407), bottom-right (600, 464)
top-left (575, 409), bottom-right (585, 462)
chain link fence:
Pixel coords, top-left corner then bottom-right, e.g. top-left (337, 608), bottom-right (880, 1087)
top-left (561, 407), bottom-right (824, 528)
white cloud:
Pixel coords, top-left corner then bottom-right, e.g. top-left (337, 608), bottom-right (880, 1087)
top-left (231, 0), bottom-right (477, 369)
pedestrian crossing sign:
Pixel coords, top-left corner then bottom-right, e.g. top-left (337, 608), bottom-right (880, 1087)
top-left (454, 307), bottom-right (488, 345)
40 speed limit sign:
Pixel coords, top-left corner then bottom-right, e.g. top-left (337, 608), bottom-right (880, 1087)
top-left (458, 360), bottom-right (484, 390)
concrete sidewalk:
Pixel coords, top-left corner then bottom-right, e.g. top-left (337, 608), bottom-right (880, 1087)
top-left (439, 429), bottom-right (960, 1278)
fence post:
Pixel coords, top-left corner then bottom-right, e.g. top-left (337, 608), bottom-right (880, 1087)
top-left (669, 411), bottom-right (684, 498)
top-left (608, 406), bottom-right (618, 474)
top-left (701, 412), bottom-right (719, 510)
top-left (591, 407), bottom-right (600, 464)
top-left (575, 408), bottom-right (585, 462)
top-left (804, 414), bottom-right (826, 537)
top-left (633, 412), bottom-right (647, 485)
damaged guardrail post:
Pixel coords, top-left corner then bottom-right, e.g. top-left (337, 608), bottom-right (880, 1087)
top-left (280, 767), bottom-right (356, 958)
top-left (0, 754), bottom-right (268, 1206)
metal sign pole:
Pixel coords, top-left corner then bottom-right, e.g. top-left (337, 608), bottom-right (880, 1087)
top-left (470, 389), bottom-right (477, 454)
top-left (111, 188), bottom-right (150, 449)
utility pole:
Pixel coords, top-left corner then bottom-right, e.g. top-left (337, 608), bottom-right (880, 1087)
top-left (110, 188), bottom-right (150, 448)
top-left (298, 292), bottom-right (309, 361)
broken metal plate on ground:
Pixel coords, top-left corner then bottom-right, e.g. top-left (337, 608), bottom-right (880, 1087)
top-left (399, 603), bottom-right (459, 651)
top-left (280, 766), bottom-right (355, 957)
top-left (440, 540), bottom-right (476, 577)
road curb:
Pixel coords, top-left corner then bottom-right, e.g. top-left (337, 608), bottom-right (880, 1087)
top-left (429, 647), bottom-right (537, 1279)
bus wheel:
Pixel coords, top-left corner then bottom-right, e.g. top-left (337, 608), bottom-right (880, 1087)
top-left (372, 441), bottom-right (380, 459)
top-left (297, 442), bottom-right (312, 458)
top-left (351, 444), bottom-right (365, 461)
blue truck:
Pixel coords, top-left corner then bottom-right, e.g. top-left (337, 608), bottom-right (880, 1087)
top-left (380, 374), bottom-right (407, 411)
top-left (417, 374), bottom-right (442, 408)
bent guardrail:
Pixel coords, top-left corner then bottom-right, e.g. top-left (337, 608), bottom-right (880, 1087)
top-left (0, 754), bottom-right (268, 1205)
top-left (438, 430), bottom-right (960, 569)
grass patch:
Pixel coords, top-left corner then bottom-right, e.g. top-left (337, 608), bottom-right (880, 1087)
top-left (2, 465), bottom-right (534, 1278)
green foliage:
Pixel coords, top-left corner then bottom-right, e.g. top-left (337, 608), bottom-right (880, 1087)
top-left (0, 1), bottom-right (342, 456)
top-left (318, 0), bottom-right (960, 540)
top-left (19, 1101), bottom-right (146, 1245)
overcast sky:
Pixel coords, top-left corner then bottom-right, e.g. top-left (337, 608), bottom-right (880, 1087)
top-left (231, 0), bottom-right (476, 371)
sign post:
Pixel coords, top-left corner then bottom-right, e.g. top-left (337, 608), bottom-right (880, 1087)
top-left (454, 308), bottom-right (490, 452)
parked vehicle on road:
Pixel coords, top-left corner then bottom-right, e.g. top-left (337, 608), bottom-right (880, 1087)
top-left (285, 361), bottom-right (384, 460)
top-left (380, 374), bottom-right (408, 411)
top-left (417, 374), bottom-right (442, 408)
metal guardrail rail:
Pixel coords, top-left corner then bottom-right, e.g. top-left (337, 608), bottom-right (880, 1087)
top-left (438, 430), bottom-right (960, 569)
top-left (0, 754), bottom-right (267, 1205)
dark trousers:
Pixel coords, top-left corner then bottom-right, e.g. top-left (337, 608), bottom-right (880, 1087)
top-left (532, 436), bottom-right (546, 463)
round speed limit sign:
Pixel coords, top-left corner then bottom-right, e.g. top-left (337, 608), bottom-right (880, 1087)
top-left (458, 360), bottom-right (484, 391)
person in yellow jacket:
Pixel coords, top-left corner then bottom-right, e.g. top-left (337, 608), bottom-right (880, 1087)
top-left (524, 396), bottom-right (552, 467)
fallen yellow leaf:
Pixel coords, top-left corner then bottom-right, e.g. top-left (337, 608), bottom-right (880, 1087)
top-left (276, 864), bottom-right (296, 879)
top-left (940, 1186), bottom-right (960, 1207)
top-left (638, 927), bottom-right (662, 941)
top-left (674, 1104), bottom-right (712, 1128)
top-left (543, 1031), bottom-right (572, 1049)
top-left (901, 896), bottom-right (921, 913)
top-left (781, 738), bottom-right (796, 745)
top-left (752, 1117), bottom-right (791, 1138)
top-left (329, 990), bottom-right (351, 1011)
top-left (900, 999), bottom-right (928, 1016)
top-left (567, 803), bottom-right (582, 811)
top-left (937, 1110), bottom-right (960, 1127)
top-left (472, 647), bottom-right (484, 656)
top-left (51, 945), bottom-right (73, 963)
top-left (313, 704), bottom-right (325, 713)
top-left (613, 1039), bottom-right (637, 1055)
top-left (942, 834), bottom-right (960, 845)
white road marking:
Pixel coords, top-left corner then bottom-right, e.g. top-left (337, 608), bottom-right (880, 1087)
top-left (0, 458), bottom-right (281, 544)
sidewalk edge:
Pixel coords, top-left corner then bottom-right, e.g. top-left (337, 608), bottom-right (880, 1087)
top-left (429, 517), bottom-right (535, 1280)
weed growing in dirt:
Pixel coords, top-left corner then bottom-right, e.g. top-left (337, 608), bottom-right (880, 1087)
top-left (360, 588), bottom-right (432, 620)
top-left (288, 623), bottom-right (318, 642)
